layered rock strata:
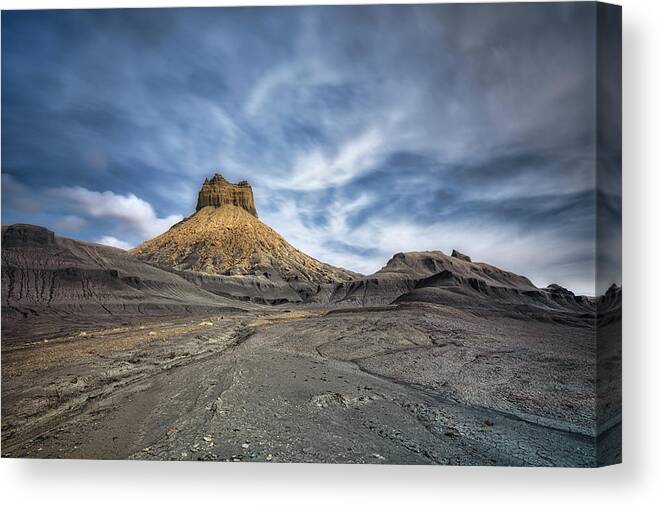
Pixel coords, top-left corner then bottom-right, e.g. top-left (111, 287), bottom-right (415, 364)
top-left (196, 173), bottom-right (257, 217)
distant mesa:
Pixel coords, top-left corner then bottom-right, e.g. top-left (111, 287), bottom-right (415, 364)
top-left (196, 173), bottom-right (257, 217)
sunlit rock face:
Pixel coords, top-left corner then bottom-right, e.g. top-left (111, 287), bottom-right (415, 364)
top-left (196, 173), bottom-right (258, 217)
top-left (131, 172), bottom-right (358, 287)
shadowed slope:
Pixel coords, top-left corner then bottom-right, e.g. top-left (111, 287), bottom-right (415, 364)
top-left (1, 224), bottom-right (251, 344)
top-left (314, 250), bottom-right (595, 319)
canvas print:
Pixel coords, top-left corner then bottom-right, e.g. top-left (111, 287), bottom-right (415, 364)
top-left (1, 2), bottom-right (621, 467)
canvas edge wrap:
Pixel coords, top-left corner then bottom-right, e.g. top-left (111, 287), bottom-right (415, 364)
top-left (595, 1), bottom-right (622, 467)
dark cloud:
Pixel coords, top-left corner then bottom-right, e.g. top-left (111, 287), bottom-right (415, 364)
top-left (1, 4), bottom-right (620, 295)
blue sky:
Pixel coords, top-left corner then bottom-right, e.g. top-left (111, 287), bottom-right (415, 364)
top-left (1, 4), bottom-right (620, 295)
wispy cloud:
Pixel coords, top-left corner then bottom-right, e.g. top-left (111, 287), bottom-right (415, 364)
top-left (260, 191), bottom-right (380, 275)
top-left (48, 187), bottom-right (182, 239)
top-left (1, 174), bottom-right (42, 213)
top-left (277, 128), bottom-right (386, 191)
top-left (54, 215), bottom-right (87, 232)
top-left (97, 235), bottom-right (133, 250)
top-left (245, 65), bottom-right (297, 117)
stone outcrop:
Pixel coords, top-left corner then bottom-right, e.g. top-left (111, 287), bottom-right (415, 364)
top-left (451, 249), bottom-right (472, 262)
top-left (545, 283), bottom-right (575, 296)
top-left (2, 224), bottom-right (56, 248)
top-left (196, 173), bottom-right (257, 217)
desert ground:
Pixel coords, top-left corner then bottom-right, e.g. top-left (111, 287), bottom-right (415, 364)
top-left (1, 300), bottom-right (620, 466)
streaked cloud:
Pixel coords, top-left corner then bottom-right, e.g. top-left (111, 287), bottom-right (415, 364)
top-left (280, 127), bottom-right (386, 191)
